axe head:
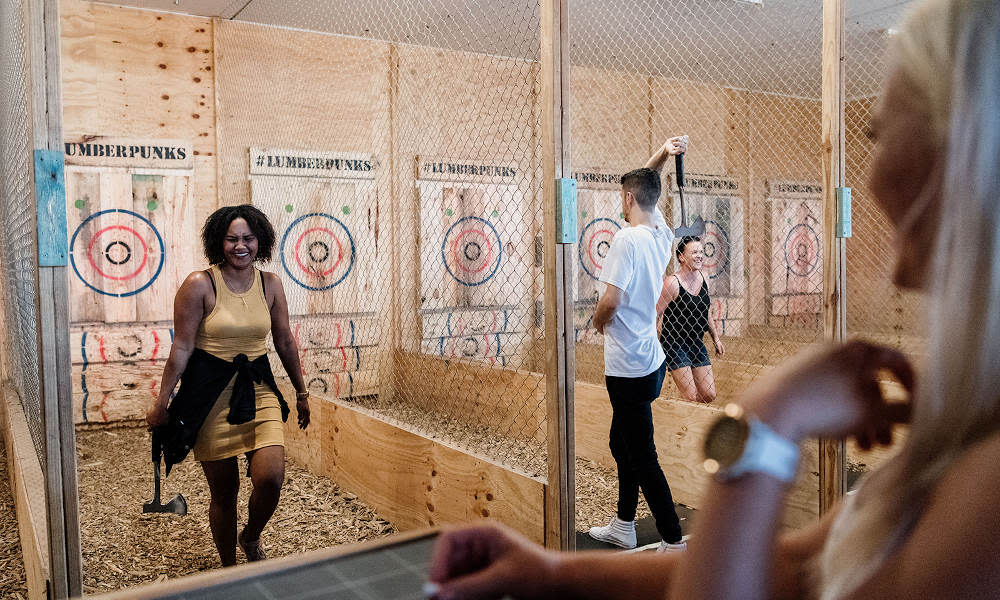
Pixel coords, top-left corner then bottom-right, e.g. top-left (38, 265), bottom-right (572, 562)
top-left (674, 216), bottom-right (707, 238)
top-left (143, 493), bottom-right (188, 515)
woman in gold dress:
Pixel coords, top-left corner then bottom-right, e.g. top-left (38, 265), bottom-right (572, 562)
top-left (147, 204), bottom-right (309, 566)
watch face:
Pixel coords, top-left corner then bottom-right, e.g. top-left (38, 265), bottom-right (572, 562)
top-left (703, 415), bottom-right (750, 469)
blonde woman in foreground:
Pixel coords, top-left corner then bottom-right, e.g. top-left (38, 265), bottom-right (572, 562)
top-left (426, 0), bottom-right (1000, 598)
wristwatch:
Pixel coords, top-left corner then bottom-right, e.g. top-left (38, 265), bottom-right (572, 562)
top-left (702, 403), bottom-right (800, 482)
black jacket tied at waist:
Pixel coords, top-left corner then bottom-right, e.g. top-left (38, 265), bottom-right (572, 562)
top-left (153, 347), bottom-right (288, 475)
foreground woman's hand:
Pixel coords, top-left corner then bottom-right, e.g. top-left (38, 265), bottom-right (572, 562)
top-left (428, 523), bottom-right (559, 600)
top-left (745, 340), bottom-right (915, 448)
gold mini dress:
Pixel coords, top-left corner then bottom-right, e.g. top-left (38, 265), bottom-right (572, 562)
top-left (191, 264), bottom-right (284, 462)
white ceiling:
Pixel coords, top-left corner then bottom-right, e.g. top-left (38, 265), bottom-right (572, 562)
top-left (86, 0), bottom-right (914, 99)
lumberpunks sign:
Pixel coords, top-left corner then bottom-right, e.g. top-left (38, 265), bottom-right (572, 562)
top-left (64, 136), bottom-right (193, 169)
top-left (250, 147), bottom-right (375, 179)
top-left (416, 156), bottom-right (518, 184)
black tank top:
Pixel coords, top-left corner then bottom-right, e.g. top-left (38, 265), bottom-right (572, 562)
top-left (661, 273), bottom-right (710, 341)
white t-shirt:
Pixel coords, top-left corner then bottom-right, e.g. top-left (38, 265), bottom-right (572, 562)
top-left (599, 208), bottom-right (674, 378)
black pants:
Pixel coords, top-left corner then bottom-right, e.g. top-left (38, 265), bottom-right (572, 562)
top-left (605, 360), bottom-right (683, 543)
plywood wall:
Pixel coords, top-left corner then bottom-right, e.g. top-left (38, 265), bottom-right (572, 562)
top-left (60, 0), bottom-right (216, 226)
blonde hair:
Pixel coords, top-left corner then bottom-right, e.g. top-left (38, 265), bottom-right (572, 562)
top-left (820, 0), bottom-right (1000, 597)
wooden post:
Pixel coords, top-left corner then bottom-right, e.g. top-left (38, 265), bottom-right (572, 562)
top-left (540, 0), bottom-right (575, 550)
top-left (29, 0), bottom-right (82, 596)
top-left (820, 0), bottom-right (847, 514)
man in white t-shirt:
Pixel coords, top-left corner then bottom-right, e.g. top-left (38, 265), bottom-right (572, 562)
top-left (588, 135), bottom-right (688, 553)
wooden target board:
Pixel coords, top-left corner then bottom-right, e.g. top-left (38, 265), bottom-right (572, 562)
top-left (768, 183), bottom-right (823, 318)
top-left (416, 180), bottom-right (527, 311)
top-left (64, 137), bottom-right (196, 424)
top-left (419, 307), bottom-right (529, 368)
top-left (66, 165), bottom-right (195, 323)
top-left (669, 174), bottom-right (745, 336)
top-left (574, 188), bottom-right (625, 304)
top-left (250, 148), bottom-right (378, 317)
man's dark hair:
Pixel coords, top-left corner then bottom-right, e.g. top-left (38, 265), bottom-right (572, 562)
top-left (620, 167), bottom-right (661, 209)
top-left (201, 204), bottom-right (276, 265)
top-left (675, 235), bottom-right (701, 259)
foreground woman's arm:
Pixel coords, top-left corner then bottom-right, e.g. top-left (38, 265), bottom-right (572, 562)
top-left (670, 341), bottom-right (915, 600)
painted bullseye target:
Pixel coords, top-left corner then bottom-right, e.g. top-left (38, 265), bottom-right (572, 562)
top-left (280, 212), bottom-right (356, 291)
top-left (579, 218), bottom-right (621, 280)
top-left (784, 223), bottom-right (820, 277)
top-left (69, 209), bottom-right (165, 297)
top-left (700, 220), bottom-right (731, 281)
top-left (441, 216), bottom-right (502, 287)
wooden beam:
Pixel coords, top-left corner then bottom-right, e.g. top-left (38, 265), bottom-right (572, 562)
top-left (820, 0), bottom-right (847, 514)
top-left (280, 392), bottom-right (546, 544)
top-left (30, 0), bottom-right (82, 595)
top-left (540, 0), bottom-right (575, 551)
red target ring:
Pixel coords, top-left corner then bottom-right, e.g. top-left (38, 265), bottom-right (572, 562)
top-left (784, 224), bottom-right (820, 277)
top-left (70, 209), bottom-right (165, 298)
top-left (579, 218), bottom-right (622, 280)
top-left (450, 229), bottom-right (495, 275)
top-left (280, 213), bottom-right (356, 291)
top-left (293, 227), bottom-right (344, 277)
top-left (86, 225), bottom-right (150, 281)
top-left (441, 216), bottom-right (503, 287)
top-left (699, 221), bottom-right (730, 281)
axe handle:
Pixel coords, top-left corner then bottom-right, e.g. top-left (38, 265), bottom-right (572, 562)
top-left (151, 460), bottom-right (162, 504)
top-left (675, 153), bottom-right (688, 228)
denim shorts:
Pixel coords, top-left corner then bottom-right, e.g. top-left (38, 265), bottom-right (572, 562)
top-left (662, 338), bottom-right (711, 371)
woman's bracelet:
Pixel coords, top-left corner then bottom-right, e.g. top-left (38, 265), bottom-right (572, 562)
top-left (295, 391), bottom-right (309, 400)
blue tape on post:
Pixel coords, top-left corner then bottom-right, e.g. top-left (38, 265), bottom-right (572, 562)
top-left (34, 150), bottom-right (68, 266)
top-left (836, 187), bottom-right (852, 238)
top-left (555, 178), bottom-right (578, 244)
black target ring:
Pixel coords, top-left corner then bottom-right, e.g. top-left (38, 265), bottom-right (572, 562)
top-left (104, 241), bottom-right (132, 265)
top-left (308, 240), bottom-right (330, 263)
top-left (464, 241), bottom-right (483, 262)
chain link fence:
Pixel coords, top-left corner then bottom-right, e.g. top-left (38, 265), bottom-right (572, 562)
top-left (566, 0), bottom-right (831, 528)
top-left (0, 0), bottom-right (46, 468)
top-left (213, 0), bottom-right (548, 478)
top-left (844, 0), bottom-right (921, 480)
top-left (570, 0), bottom-right (826, 401)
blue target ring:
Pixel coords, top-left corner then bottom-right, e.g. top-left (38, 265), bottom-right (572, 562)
top-left (280, 212), bottom-right (356, 291)
top-left (441, 216), bottom-right (503, 287)
top-left (784, 223), bottom-right (820, 277)
top-left (579, 218), bottom-right (621, 280)
top-left (69, 209), bottom-right (165, 298)
top-left (700, 219), bottom-right (731, 281)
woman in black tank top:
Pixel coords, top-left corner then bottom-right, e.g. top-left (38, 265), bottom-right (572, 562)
top-left (657, 236), bottom-right (725, 403)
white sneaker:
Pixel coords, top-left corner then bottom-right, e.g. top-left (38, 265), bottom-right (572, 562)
top-left (588, 517), bottom-right (637, 549)
top-left (657, 538), bottom-right (688, 553)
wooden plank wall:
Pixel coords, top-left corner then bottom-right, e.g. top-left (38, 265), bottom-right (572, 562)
top-left (59, 0), bottom-right (217, 225)
top-left (280, 390), bottom-right (546, 544)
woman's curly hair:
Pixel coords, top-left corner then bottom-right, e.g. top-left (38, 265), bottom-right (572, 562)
top-left (200, 204), bottom-right (276, 265)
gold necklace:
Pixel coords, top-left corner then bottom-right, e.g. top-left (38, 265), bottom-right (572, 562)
top-left (221, 269), bottom-right (254, 310)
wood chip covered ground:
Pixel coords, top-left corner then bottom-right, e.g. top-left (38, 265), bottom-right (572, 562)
top-left (76, 426), bottom-right (395, 595)
top-left (72, 400), bottom-right (662, 595)
top-left (0, 441), bottom-right (28, 598)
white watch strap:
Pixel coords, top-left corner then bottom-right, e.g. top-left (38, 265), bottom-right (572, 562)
top-left (728, 417), bottom-right (800, 482)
